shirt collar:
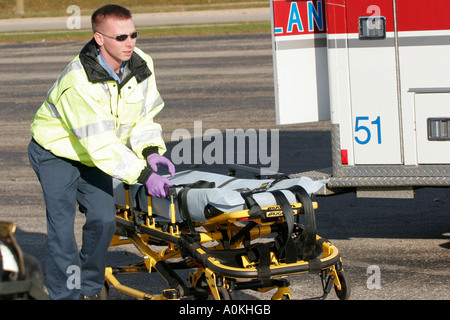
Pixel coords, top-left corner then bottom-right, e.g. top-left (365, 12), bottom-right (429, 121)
top-left (97, 52), bottom-right (127, 84)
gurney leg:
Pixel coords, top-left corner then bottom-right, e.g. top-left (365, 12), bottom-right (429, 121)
top-left (104, 267), bottom-right (159, 300)
top-left (271, 286), bottom-right (291, 300)
top-left (204, 268), bottom-right (221, 300)
top-left (109, 235), bottom-right (131, 246)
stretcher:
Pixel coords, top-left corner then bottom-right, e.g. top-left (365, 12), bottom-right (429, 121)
top-left (105, 168), bottom-right (350, 300)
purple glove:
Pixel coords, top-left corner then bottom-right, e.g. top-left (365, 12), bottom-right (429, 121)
top-left (145, 173), bottom-right (173, 198)
top-left (146, 154), bottom-right (175, 177)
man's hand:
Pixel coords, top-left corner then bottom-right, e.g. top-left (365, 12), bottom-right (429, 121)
top-left (145, 173), bottom-right (172, 198)
top-left (146, 154), bottom-right (175, 176)
top-left (145, 154), bottom-right (175, 198)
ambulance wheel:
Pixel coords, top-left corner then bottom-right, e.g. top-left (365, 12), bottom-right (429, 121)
top-left (334, 270), bottom-right (350, 300)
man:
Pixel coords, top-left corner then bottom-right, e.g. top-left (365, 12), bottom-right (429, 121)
top-left (28, 4), bottom-right (175, 299)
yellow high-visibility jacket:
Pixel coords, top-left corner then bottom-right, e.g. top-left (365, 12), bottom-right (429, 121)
top-left (31, 39), bottom-right (166, 185)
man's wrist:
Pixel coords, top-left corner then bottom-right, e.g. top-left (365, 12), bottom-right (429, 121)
top-left (142, 146), bottom-right (159, 159)
top-left (137, 166), bottom-right (153, 184)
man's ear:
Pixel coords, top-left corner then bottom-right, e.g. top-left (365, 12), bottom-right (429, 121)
top-left (94, 32), bottom-right (104, 47)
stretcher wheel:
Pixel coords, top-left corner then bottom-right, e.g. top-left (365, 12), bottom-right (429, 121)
top-left (334, 270), bottom-right (350, 300)
top-left (192, 274), bottom-right (235, 300)
top-left (218, 287), bottom-right (235, 300)
top-left (192, 275), bottom-right (209, 300)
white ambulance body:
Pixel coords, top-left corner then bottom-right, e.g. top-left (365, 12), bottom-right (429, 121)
top-left (271, 0), bottom-right (450, 198)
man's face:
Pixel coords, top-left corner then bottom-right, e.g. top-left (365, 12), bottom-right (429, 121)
top-left (95, 17), bottom-right (137, 70)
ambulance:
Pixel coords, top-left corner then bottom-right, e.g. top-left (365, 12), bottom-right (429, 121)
top-left (270, 0), bottom-right (450, 198)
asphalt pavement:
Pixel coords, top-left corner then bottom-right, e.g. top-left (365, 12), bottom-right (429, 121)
top-left (0, 8), bottom-right (449, 302)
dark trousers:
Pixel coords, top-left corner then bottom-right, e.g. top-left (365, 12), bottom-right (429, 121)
top-left (28, 138), bottom-right (116, 300)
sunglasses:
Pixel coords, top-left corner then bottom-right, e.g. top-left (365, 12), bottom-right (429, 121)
top-left (98, 31), bottom-right (139, 42)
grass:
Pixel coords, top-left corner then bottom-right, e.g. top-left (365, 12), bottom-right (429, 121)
top-left (0, 0), bottom-right (268, 18)
top-left (0, 21), bottom-right (272, 43)
top-left (0, 1), bottom-right (270, 43)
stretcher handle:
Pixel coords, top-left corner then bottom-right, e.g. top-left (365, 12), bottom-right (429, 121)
top-left (227, 164), bottom-right (286, 179)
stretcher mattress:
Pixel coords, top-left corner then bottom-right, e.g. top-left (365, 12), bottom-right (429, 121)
top-left (113, 170), bottom-right (328, 222)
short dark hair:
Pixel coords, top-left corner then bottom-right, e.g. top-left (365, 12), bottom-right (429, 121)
top-left (91, 4), bottom-right (132, 32)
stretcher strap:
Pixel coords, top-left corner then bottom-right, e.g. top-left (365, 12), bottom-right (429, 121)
top-left (270, 190), bottom-right (297, 263)
top-left (176, 181), bottom-right (216, 242)
top-left (246, 243), bottom-right (271, 280)
top-left (133, 185), bottom-right (147, 226)
top-left (240, 192), bottom-right (264, 219)
top-left (287, 185), bottom-right (318, 261)
top-left (177, 187), bottom-right (199, 242)
top-left (240, 185), bottom-right (318, 263)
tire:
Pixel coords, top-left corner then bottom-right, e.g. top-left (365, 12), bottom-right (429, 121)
top-left (334, 270), bottom-right (350, 300)
top-left (218, 287), bottom-right (235, 300)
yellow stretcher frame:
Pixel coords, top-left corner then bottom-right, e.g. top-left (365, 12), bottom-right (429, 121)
top-left (104, 187), bottom-right (350, 300)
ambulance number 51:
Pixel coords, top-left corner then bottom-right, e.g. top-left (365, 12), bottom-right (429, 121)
top-left (354, 116), bottom-right (381, 145)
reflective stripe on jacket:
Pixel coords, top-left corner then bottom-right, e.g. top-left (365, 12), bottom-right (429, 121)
top-left (30, 39), bottom-right (166, 185)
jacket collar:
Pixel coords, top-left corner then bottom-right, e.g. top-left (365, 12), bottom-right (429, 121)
top-left (79, 38), bottom-right (152, 87)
